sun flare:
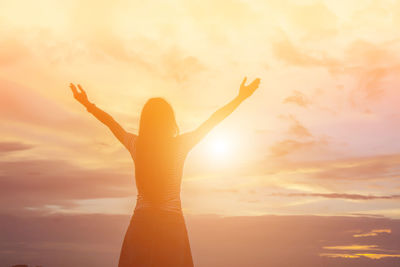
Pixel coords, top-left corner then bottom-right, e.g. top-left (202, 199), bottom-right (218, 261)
top-left (211, 139), bottom-right (229, 157)
top-left (205, 134), bottom-right (233, 160)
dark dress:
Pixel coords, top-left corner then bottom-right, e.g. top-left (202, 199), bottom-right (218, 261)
top-left (117, 134), bottom-right (194, 267)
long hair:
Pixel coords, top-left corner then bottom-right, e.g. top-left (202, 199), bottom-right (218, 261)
top-left (137, 98), bottom-right (179, 143)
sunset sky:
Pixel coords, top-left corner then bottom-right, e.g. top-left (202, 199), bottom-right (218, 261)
top-left (1, 0), bottom-right (400, 265)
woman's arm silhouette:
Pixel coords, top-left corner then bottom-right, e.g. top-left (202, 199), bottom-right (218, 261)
top-left (181, 77), bottom-right (260, 149)
top-left (69, 83), bottom-right (136, 150)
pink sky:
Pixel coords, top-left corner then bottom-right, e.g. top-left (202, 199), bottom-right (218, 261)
top-left (1, 0), bottom-right (400, 218)
top-left (1, 0), bottom-right (400, 264)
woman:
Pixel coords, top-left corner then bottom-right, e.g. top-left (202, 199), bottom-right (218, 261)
top-left (69, 76), bottom-right (260, 267)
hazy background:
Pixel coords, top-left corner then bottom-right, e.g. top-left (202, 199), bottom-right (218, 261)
top-left (1, 0), bottom-right (400, 266)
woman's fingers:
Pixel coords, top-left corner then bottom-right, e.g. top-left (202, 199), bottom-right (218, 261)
top-left (69, 83), bottom-right (78, 95)
top-left (77, 84), bottom-right (88, 97)
top-left (69, 83), bottom-right (87, 97)
top-left (241, 76), bottom-right (247, 87)
top-left (77, 84), bottom-right (85, 94)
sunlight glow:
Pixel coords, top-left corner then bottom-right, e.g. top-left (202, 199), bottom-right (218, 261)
top-left (211, 138), bottom-right (229, 157)
top-left (205, 134), bottom-right (233, 161)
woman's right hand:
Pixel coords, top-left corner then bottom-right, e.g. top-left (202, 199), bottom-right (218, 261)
top-left (70, 83), bottom-right (90, 106)
top-left (238, 77), bottom-right (261, 100)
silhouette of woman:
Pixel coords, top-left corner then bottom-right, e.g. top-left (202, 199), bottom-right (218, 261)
top-left (69, 77), bottom-right (260, 267)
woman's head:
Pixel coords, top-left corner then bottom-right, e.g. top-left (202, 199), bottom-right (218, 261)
top-left (138, 98), bottom-right (179, 140)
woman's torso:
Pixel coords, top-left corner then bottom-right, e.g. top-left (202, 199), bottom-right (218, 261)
top-left (129, 136), bottom-right (189, 213)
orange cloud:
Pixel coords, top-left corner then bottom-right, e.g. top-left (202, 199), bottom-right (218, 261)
top-left (321, 253), bottom-right (400, 259)
top-left (271, 193), bottom-right (400, 201)
top-left (269, 114), bottom-right (327, 157)
top-left (285, 115), bottom-right (312, 138)
top-left (357, 253), bottom-right (400, 259)
top-left (353, 229), bottom-right (392, 238)
top-left (323, 245), bottom-right (380, 251)
top-left (269, 139), bottom-right (319, 157)
top-left (283, 90), bottom-right (311, 108)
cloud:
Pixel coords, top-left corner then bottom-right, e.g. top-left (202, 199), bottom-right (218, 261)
top-left (269, 115), bottom-right (326, 157)
top-left (1, 213), bottom-right (400, 267)
top-left (283, 115), bottom-right (312, 138)
top-left (321, 252), bottom-right (400, 260)
top-left (271, 192), bottom-right (400, 200)
top-left (340, 39), bottom-right (400, 109)
top-left (283, 90), bottom-right (311, 108)
top-left (344, 40), bottom-right (393, 106)
top-left (306, 154), bottom-right (400, 181)
top-left (0, 79), bottom-right (83, 130)
top-left (353, 229), bottom-right (391, 238)
top-left (321, 243), bottom-right (400, 260)
top-left (0, 141), bottom-right (33, 153)
top-left (259, 153), bottom-right (400, 183)
top-left (271, 33), bottom-right (340, 71)
top-left (0, 158), bottom-right (135, 213)
top-left (270, 34), bottom-right (400, 120)
top-left (269, 139), bottom-right (320, 157)
top-left (319, 219), bottom-right (400, 260)
top-left (89, 37), bottom-right (207, 83)
top-left (323, 245), bottom-right (381, 251)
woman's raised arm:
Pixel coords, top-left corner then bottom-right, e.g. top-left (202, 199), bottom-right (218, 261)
top-left (69, 83), bottom-right (136, 151)
top-left (180, 77), bottom-right (260, 150)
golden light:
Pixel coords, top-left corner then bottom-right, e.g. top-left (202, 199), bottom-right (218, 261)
top-left (210, 138), bottom-right (229, 157)
top-left (204, 133), bottom-right (233, 160)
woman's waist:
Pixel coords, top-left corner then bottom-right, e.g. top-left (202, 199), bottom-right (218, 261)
top-left (134, 194), bottom-right (182, 213)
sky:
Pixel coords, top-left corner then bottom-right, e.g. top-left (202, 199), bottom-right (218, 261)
top-left (1, 0), bottom-right (400, 265)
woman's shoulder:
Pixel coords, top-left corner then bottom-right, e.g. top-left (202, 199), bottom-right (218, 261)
top-left (173, 134), bottom-right (193, 153)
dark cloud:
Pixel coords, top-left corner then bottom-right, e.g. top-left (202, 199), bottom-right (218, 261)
top-left (0, 158), bottom-right (135, 213)
top-left (0, 142), bottom-right (33, 153)
top-left (271, 192), bottom-right (400, 200)
top-left (258, 153), bottom-right (400, 183)
top-left (307, 154), bottom-right (400, 181)
top-left (1, 213), bottom-right (399, 267)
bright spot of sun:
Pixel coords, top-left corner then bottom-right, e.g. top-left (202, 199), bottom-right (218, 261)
top-left (205, 134), bottom-right (233, 160)
top-left (211, 139), bottom-right (229, 157)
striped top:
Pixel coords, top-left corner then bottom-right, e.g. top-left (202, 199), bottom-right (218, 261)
top-left (131, 136), bottom-right (191, 213)
top-left (87, 103), bottom-right (196, 213)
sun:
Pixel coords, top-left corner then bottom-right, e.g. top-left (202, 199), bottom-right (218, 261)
top-left (211, 139), bottom-right (229, 157)
top-left (206, 134), bottom-right (232, 160)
